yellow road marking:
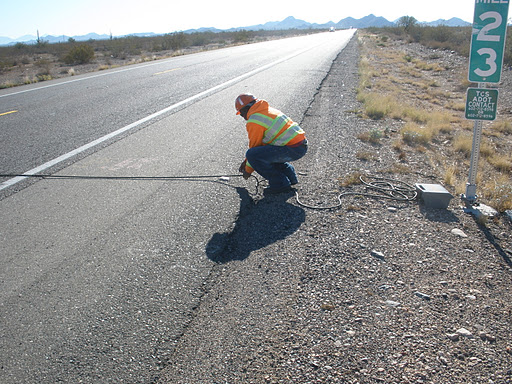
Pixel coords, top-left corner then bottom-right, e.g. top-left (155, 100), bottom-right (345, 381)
top-left (154, 68), bottom-right (181, 76)
top-left (0, 110), bottom-right (18, 117)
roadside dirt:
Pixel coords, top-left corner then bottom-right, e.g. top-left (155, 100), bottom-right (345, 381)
top-left (357, 31), bottom-right (512, 211)
top-left (0, 46), bottom-right (207, 88)
top-left (157, 33), bottom-right (512, 383)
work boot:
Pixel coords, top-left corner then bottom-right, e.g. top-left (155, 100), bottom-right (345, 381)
top-left (263, 185), bottom-right (292, 195)
top-left (288, 175), bottom-right (298, 186)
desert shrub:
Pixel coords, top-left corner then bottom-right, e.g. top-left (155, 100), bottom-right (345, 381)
top-left (0, 58), bottom-right (16, 72)
top-left (103, 39), bottom-right (128, 58)
top-left (397, 16), bottom-right (418, 33)
top-left (401, 122), bottom-right (432, 145)
top-left (34, 58), bottom-right (52, 79)
top-left (160, 32), bottom-right (188, 51)
top-left (36, 73), bottom-right (52, 81)
top-left (189, 33), bottom-right (209, 47)
top-left (424, 25), bottom-right (452, 43)
top-left (233, 30), bottom-right (253, 43)
top-left (388, 25), bottom-right (472, 58)
top-left (63, 44), bottom-right (95, 64)
top-left (358, 128), bottom-right (383, 144)
top-left (14, 42), bottom-right (28, 50)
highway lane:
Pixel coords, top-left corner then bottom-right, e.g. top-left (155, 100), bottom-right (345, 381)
top-left (0, 30), bottom-right (356, 383)
top-left (1, 32), bottom-right (347, 187)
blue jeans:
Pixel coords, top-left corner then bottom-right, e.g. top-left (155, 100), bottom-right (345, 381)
top-left (246, 142), bottom-right (307, 188)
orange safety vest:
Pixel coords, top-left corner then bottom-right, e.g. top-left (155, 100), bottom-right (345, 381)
top-left (244, 100), bottom-right (305, 173)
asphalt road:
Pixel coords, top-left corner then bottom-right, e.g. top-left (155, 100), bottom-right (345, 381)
top-left (0, 30), bottom-right (355, 383)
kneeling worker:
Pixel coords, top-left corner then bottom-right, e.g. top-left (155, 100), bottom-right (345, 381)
top-left (235, 94), bottom-right (308, 194)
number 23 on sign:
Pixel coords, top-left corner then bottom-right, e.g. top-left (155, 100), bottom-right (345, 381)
top-left (468, 0), bottom-right (510, 83)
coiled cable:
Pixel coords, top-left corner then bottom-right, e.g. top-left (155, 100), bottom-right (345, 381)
top-left (294, 175), bottom-right (418, 210)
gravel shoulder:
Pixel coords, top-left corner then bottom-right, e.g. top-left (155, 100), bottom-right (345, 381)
top-left (158, 34), bottom-right (512, 383)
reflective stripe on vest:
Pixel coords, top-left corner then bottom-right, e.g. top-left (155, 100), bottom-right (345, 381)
top-left (248, 112), bottom-right (304, 146)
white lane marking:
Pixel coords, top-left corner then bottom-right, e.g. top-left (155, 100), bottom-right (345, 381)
top-left (0, 59), bottom-right (179, 99)
top-left (0, 44), bottom-right (319, 192)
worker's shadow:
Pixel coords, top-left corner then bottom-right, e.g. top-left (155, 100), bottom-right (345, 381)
top-left (206, 187), bottom-right (305, 263)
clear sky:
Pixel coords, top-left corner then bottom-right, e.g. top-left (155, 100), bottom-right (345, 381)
top-left (2, 0), bottom-right (478, 39)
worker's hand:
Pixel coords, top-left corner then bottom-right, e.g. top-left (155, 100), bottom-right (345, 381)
top-left (239, 160), bottom-right (247, 173)
top-left (239, 160), bottom-right (251, 179)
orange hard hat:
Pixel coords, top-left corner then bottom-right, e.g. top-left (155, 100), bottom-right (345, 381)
top-left (235, 94), bottom-right (256, 115)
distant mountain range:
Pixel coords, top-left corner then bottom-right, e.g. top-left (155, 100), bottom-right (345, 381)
top-left (0, 15), bottom-right (472, 46)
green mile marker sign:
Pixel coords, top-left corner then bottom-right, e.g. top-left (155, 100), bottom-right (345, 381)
top-left (468, 0), bottom-right (510, 83)
top-left (465, 88), bottom-right (499, 120)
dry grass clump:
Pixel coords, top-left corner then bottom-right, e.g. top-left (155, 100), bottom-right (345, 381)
top-left (446, 101), bottom-right (466, 112)
top-left (487, 155), bottom-right (512, 173)
top-left (453, 134), bottom-right (494, 159)
top-left (357, 93), bottom-right (396, 120)
top-left (358, 57), bottom-right (375, 90)
top-left (453, 134), bottom-right (472, 157)
top-left (490, 120), bottom-right (512, 135)
top-left (356, 151), bottom-right (379, 161)
top-left (481, 177), bottom-right (512, 212)
top-left (401, 122), bottom-right (432, 146)
top-left (413, 59), bottom-right (444, 72)
top-left (339, 172), bottom-right (363, 187)
top-left (385, 163), bottom-right (411, 174)
top-left (443, 165), bottom-right (458, 186)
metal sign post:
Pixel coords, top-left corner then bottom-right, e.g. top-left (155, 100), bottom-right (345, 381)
top-left (465, 111), bottom-right (484, 202)
top-left (463, 0), bottom-right (509, 208)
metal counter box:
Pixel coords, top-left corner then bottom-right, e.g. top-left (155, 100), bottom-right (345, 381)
top-left (415, 183), bottom-right (453, 209)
